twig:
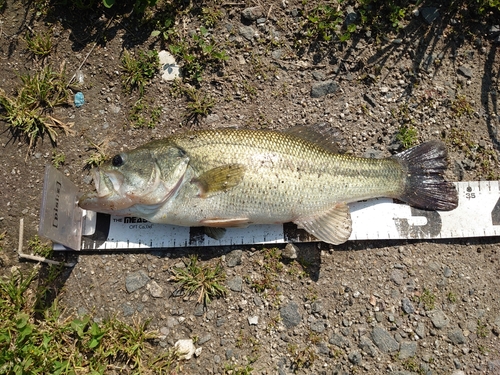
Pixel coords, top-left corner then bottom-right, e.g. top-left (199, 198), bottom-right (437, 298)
top-left (17, 218), bottom-right (76, 268)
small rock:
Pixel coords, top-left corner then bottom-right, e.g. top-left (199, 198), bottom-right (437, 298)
top-left (458, 65), bottom-right (473, 79)
top-left (348, 351), bottom-right (362, 365)
top-left (310, 319), bottom-right (326, 333)
top-left (420, 7), bottom-right (439, 24)
top-left (126, 270), bottom-right (150, 293)
top-left (198, 334), bottom-right (212, 345)
top-left (363, 148), bottom-right (383, 159)
top-left (363, 93), bottom-right (377, 107)
top-left (241, 6), bottom-right (263, 21)
top-left (147, 280), bottom-right (163, 298)
top-left (194, 347), bottom-right (202, 357)
top-left (226, 249), bottom-right (243, 267)
top-left (280, 302), bottom-right (302, 328)
top-left (193, 303), bottom-right (204, 317)
top-left (345, 6), bottom-right (357, 26)
top-left (271, 49), bottom-right (283, 60)
top-left (109, 104), bottom-right (121, 114)
top-left (311, 300), bottom-right (322, 314)
top-left (371, 326), bottom-right (399, 353)
top-left (390, 270), bottom-right (404, 286)
top-left (359, 335), bottom-right (378, 357)
top-left (312, 71), bottom-right (326, 81)
top-left (398, 341), bottom-right (417, 359)
top-left (239, 25), bottom-right (256, 41)
top-left (310, 80), bottom-right (339, 98)
top-left (248, 315), bottom-right (259, 325)
top-left (329, 333), bottom-right (348, 348)
top-left (448, 328), bottom-right (467, 345)
top-left (282, 243), bottom-right (299, 259)
top-left (227, 276), bottom-right (243, 292)
top-left (415, 322), bottom-right (426, 339)
top-left (401, 298), bottom-right (415, 314)
top-left (443, 266), bottom-right (453, 277)
top-left (122, 304), bottom-right (135, 317)
top-left (174, 339), bottom-right (196, 360)
top-left (427, 309), bottom-right (450, 329)
top-left (205, 113), bottom-right (220, 124)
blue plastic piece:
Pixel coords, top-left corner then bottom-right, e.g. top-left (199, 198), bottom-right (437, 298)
top-left (74, 92), bottom-right (85, 107)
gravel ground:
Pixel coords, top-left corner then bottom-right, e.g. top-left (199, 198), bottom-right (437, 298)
top-left (1, 1), bottom-right (500, 374)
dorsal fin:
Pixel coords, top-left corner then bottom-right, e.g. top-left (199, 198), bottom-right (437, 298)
top-left (282, 124), bottom-right (344, 154)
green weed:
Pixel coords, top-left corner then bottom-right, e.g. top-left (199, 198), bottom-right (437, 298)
top-left (27, 235), bottom-right (53, 258)
top-left (24, 31), bottom-right (53, 58)
top-left (447, 292), bottom-right (457, 303)
top-left (0, 268), bottom-right (173, 374)
top-left (417, 288), bottom-right (436, 311)
top-left (51, 150), bottom-right (65, 168)
top-left (477, 319), bottom-right (489, 338)
top-left (287, 343), bottom-right (318, 372)
top-left (171, 82), bottom-right (216, 123)
top-left (129, 98), bottom-right (162, 128)
top-left (170, 255), bottom-right (227, 306)
top-left (83, 139), bottom-right (108, 169)
top-left (121, 49), bottom-right (159, 96)
top-left (396, 125), bottom-right (418, 149)
top-left (451, 94), bottom-right (474, 117)
top-left (0, 65), bottom-right (73, 149)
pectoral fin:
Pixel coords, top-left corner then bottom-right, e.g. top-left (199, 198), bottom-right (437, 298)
top-left (203, 227), bottom-right (227, 240)
top-left (294, 203), bottom-right (352, 245)
top-left (192, 164), bottom-right (246, 197)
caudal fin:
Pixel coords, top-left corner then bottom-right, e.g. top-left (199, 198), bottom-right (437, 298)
top-left (393, 141), bottom-right (458, 211)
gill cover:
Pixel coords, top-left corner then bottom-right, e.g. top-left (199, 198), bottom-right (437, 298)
top-left (78, 145), bottom-right (189, 215)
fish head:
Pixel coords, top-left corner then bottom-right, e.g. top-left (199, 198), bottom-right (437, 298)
top-left (79, 144), bottom-right (189, 215)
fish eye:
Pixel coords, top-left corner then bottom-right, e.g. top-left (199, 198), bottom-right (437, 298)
top-left (112, 154), bottom-right (124, 167)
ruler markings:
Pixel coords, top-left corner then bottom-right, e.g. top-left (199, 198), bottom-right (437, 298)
top-left (51, 181), bottom-right (500, 250)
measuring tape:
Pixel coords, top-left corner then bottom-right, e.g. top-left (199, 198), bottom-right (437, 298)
top-left (54, 180), bottom-right (498, 251)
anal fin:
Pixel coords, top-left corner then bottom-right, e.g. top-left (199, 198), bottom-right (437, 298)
top-left (293, 203), bottom-right (352, 245)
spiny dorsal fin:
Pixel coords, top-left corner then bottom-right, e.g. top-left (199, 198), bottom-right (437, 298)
top-left (191, 164), bottom-right (246, 197)
top-left (282, 124), bottom-right (344, 154)
top-left (294, 202), bottom-right (352, 245)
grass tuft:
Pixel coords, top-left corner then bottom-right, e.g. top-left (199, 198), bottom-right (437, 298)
top-left (0, 65), bottom-right (73, 149)
top-left (170, 255), bottom-right (226, 306)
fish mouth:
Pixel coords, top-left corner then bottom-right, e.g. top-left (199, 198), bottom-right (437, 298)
top-left (78, 169), bottom-right (130, 212)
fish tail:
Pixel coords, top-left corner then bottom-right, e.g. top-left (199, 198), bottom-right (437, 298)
top-left (393, 141), bottom-right (458, 211)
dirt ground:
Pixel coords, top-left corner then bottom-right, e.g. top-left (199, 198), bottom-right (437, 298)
top-left (1, 0), bottom-right (500, 374)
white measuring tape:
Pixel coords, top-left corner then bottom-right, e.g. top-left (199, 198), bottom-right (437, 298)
top-left (39, 166), bottom-right (500, 250)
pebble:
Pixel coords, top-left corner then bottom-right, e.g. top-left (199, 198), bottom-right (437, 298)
top-left (427, 309), bottom-right (450, 329)
top-left (147, 280), bottom-right (163, 298)
top-left (226, 249), bottom-right (243, 267)
top-left (248, 315), bottom-right (259, 325)
top-left (401, 298), bottom-right (415, 314)
top-left (348, 351), bottom-right (362, 365)
top-left (371, 326), bottom-right (399, 353)
top-left (310, 319), bottom-right (326, 333)
top-left (415, 322), bottom-right (426, 339)
top-left (443, 266), bottom-right (453, 277)
top-left (310, 80), bottom-right (339, 98)
top-left (329, 333), bottom-right (348, 348)
top-left (420, 7), bottom-right (439, 24)
top-left (359, 335), bottom-right (378, 357)
top-left (174, 339), bottom-right (196, 360)
top-left (390, 270), bottom-right (404, 286)
top-left (458, 65), bottom-right (473, 79)
top-left (239, 25), bottom-right (256, 41)
top-left (74, 92), bottom-right (84, 107)
top-left (398, 341), bottom-right (417, 359)
top-left (280, 302), bottom-right (302, 328)
top-left (198, 334), bottom-right (212, 345)
top-left (448, 328), bottom-right (467, 345)
top-left (282, 243), bottom-right (299, 259)
top-left (125, 270), bottom-right (150, 293)
top-left (227, 276), bottom-right (243, 292)
top-left (241, 6), bottom-right (263, 21)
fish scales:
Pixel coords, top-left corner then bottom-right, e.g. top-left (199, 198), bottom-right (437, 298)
top-left (163, 129), bottom-right (405, 224)
top-left (79, 127), bottom-right (458, 244)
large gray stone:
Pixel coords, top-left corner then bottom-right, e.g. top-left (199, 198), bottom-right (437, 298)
top-left (280, 302), bottom-right (302, 328)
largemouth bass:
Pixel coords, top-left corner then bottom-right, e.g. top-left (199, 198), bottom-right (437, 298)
top-left (78, 127), bottom-right (458, 244)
